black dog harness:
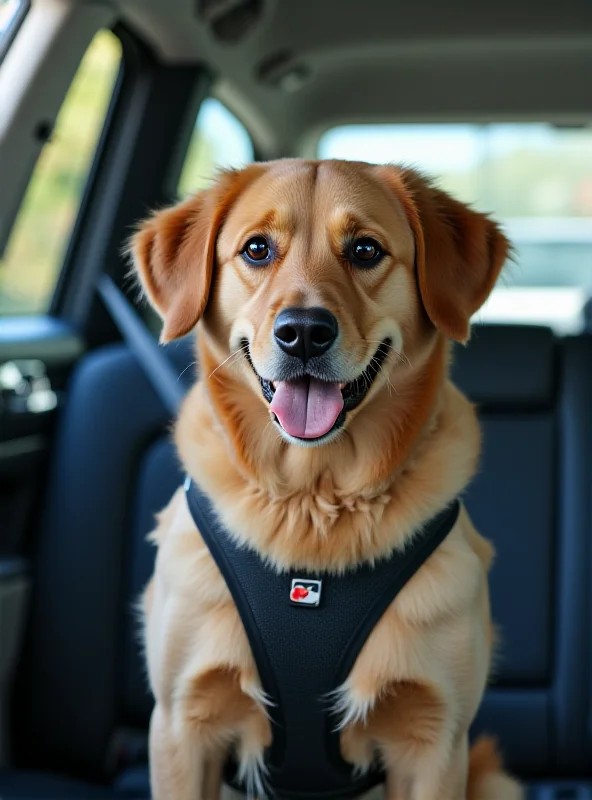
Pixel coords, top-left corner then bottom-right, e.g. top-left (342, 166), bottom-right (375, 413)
top-left (185, 479), bottom-right (460, 799)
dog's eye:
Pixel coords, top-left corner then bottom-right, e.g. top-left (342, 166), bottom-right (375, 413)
top-left (242, 236), bottom-right (272, 265)
top-left (349, 237), bottom-right (384, 268)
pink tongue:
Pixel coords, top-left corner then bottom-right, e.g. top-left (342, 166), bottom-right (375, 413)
top-left (270, 377), bottom-right (344, 439)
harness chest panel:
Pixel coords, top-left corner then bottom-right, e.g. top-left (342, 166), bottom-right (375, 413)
top-left (185, 480), bottom-right (460, 799)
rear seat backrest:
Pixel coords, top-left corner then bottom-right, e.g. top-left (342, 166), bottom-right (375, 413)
top-left (453, 326), bottom-right (592, 776)
top-left (554, 334), bottom-right (592, 772)
top-left (11, 325), bottom-right (592, 782)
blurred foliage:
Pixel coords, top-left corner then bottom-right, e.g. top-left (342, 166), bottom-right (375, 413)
top-left (436, 139), bottom-right (592, 219)
top-left (0, 30), bottom-right (121, 315)
top-left (178, 133), bottom-right (216, 197)
top-left (177, 97), bottom-right (253, 198)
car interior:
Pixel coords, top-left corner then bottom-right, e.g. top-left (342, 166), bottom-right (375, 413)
top-left (0, 0), bottom-right (591, 798)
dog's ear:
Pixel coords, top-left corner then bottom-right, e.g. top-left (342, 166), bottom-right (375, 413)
top-left (130, 165), bottom-right (265, 342)
top-left (130, 192), bottom-right (216, 342)
top-left (376, 166), bottom-right (510, 343)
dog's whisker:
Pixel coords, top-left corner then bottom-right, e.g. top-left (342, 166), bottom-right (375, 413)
top-left (370, 347), bottom-right (406, 375)
top-left (177, 360), bottom-right (198, 382)
top-left (369, 355), bottom-right (398, 397)
top-left (208, 345), bottom-right (248, 380)
top-left (365, 339), bottom-right (412, 369)
top-left (364, 339), bottom-right (398, 350)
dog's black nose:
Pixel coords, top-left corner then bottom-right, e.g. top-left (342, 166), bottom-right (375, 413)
top-left (274, 307), bottom-right (338, 363)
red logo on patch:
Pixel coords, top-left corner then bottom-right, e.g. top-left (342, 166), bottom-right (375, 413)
top-left (291, 586), bottom-right (309, 601)
top-left (290, 579), bottom-right (322, 607)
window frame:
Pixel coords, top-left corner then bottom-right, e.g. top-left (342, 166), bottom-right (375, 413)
top-left (0, 0), bottom-right (30, 63)
top-left (48, 25), bottom-right (125, 317)
top-left (0, 25), bottom-right (125, 319)
top-left (39, 28), bottom-right (257, 332)
top-left (51, 25), bottom-right (213, 336)
top-left (0, 1), bottom-right (118, 310)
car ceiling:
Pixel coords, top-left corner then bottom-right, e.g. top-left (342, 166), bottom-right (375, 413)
top-left (115, 0), bottom-right (592, 155)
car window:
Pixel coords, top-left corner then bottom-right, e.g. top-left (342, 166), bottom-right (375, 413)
top-left (0, 29), bottom-right (121, 316)
top-left (319, 123), bottom-right (592, 332)
top-left (178, 98), bottom-right (254, 197)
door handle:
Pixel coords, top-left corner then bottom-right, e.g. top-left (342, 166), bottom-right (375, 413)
top-left (0, 359), bottom-right (58, 415)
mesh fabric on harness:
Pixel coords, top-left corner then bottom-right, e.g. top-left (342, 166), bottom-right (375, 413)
top-left (185, 479), bottom-right (460, 799)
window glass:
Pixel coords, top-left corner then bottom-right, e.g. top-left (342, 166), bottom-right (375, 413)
top-left (178, 98), bottom-right (254, 197)
top-left (319, 123), bottom-right (592, 332)
top-left (0, 29), bottom-right (121, 315)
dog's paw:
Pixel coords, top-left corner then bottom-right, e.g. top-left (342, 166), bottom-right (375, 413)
top-left (327, 680), bottom-right (377, 730)
top-left (236, 745), bottom-right (269, 800)
top-left (234, 702), bottom-right (273, 800)
top-left (240, 670), bottom-right (275, 716)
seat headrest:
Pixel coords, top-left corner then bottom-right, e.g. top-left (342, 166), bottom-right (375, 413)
top-left (452, 325), bottom-right (555, 408)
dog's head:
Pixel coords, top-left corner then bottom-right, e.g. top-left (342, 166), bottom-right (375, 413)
top-left (131, 160), bottom-right (508, 447)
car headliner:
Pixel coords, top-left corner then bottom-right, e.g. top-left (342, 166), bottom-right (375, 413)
top-left (111, 0), bottom-right (592, 157)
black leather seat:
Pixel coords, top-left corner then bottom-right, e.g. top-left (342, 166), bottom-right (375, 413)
top-left (2, 340), bottom-right (194, 799)
top-left (0, 770), bottom-right (146, 798)
top-left (453, 328), bottom-right (592, 780)
top-left (1, 325), bottom-right (591, 798)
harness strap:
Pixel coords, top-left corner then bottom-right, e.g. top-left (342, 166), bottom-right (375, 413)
top-left (185, 479), bottom-right (460, 799)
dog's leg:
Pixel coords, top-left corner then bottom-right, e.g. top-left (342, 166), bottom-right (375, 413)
top-left (467, 737), bottom-right (524, 800)
top-left (406, 734), bottom-right (468, 800)
top-left (407, 734), bottom-right (525, 800)
top-left (149, 703), bottom-right (214, 800)
top-left (360, 680), bottom-right (463, 800)
top-left (204, 750), bottom-right (224, 799)
top-left (383, 770), bottom-right (408, 800)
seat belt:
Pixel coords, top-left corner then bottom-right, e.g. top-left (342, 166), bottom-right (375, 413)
top-left (97, 275), bottom-right (185, 417)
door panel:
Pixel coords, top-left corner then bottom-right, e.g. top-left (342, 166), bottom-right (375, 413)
top-left (0, 21), bottom-right (121, 762)
top-left (0, 318), bottom-right (83, 768)
top-left (1, 24), bottom-right (121, 556)
top-left (0, 8), bottom-right (212, 774)
top-left (0, 316), bottom-right (84, 553)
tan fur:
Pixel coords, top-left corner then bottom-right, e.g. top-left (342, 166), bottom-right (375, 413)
top-left (133, 160), bottom-right (523, 799)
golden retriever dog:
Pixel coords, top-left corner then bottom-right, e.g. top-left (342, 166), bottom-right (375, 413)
top-left (132, 159), bottom-right (524, 800)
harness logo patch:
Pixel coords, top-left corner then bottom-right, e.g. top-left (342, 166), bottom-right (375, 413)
top-left (290, 579), bottom-right (322, 607)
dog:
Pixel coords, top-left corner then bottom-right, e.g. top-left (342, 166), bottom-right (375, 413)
top-left (132, 159), bottom-right (524, 799)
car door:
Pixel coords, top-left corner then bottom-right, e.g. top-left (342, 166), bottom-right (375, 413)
top-left (0, 0), bottom-right (218, 766)
top-left (0, 4), bottom-right (123, 764)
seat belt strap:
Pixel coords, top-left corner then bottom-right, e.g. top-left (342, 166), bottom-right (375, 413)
top-left (97, 275), bottom-right (185, 417)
